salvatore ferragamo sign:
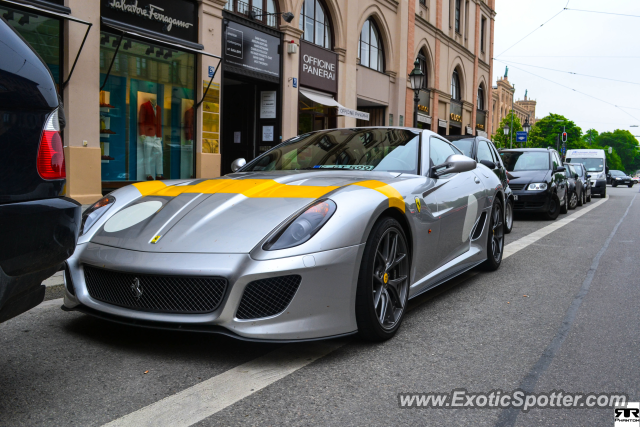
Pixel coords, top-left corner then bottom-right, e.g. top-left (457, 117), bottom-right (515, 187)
top-left (299, 41), bottom-right (338, 94)
top-left (101, 0), bottom-right (198, 43)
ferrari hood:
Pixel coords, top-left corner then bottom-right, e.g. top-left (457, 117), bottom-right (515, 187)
top-left (91, 171), bottom-right (404, 254)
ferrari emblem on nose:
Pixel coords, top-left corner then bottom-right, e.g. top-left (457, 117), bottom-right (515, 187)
top-left (131, 278), bottom-right (143, 299)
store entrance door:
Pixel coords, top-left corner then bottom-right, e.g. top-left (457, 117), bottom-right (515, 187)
top-left (221, 74), bottom-right (279, 175)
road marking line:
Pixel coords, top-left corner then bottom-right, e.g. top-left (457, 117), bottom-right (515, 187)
top-left (100, 197), bottom-right (610, 427)
top-left (101, 340), bottom-right (347, 427)
top-left (503, 196), bottom-right (608, 260)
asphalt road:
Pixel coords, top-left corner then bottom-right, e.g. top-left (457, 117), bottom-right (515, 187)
top-left (1, 186), bottom-right (638, 427)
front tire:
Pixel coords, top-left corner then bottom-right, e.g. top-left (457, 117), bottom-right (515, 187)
top-left (481, 199), bottom-right (504, 271)
top-left (504, 199), bottom-right (514, 234)
top-left (544, 194), bottom-right (561, 220)
top-left (356, 217), bottom-right (410, 341)
top-left (560, 192), bottom-right (569, 214)
top-left (578, 190), bottom-right (584, 206)
top-left (586, 191), bottom-right (591, 203)
top-left (628, 183), bottom-right (633, 188)
top-left (569, 191), bottom-right (578, 210)
top-left (602, 187), bottom-right (607, 198)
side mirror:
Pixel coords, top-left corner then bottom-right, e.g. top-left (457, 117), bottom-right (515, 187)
top-left (432, 154), bottom-right (477, 177)
top-left (479, 159), bottom-right (496, 169)
top-left (556, 166), bottom-right (566, 173)
top-left (231, 158), bottom-right (247, 172)
top-left (574, 173), bottom-right (579, 180)
top-left (586, 174), bottom-right (592, 179)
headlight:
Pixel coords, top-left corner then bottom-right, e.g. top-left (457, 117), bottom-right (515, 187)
top-left (80, 195), bottom-right (116, 235)
top-left (615, 177), bottom-right (621, 180)
top-left (263, 200), bottom-right (337, 250)
top-left (527, 183), bottom-right (547, 191)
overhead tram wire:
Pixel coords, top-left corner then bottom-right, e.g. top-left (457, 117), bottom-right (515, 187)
top-left (494, 9), bottom-right (565, 58)
top-left (492, 59), bottom-right (640, 123)
top-left (564, 8), bottom-right (640, 19)
top-left (496, 59), bottom-right (640, 86)
top-left (500, 55), bottom-right (640, 59)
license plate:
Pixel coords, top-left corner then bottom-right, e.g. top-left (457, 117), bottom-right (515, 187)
top-left (513, 195), bottom-right (518, 201)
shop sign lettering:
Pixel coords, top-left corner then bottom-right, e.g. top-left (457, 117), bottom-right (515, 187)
top-left (106, 0), bottom-right (194, 32)
top-left (299, 41), bottom-right (338, 93)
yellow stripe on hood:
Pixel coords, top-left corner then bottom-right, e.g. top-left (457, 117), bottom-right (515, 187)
top-left (132, 178), bottom-right (405, 212)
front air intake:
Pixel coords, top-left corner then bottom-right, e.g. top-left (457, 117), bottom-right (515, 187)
top-left (236, 275), bottom-right (302, 320)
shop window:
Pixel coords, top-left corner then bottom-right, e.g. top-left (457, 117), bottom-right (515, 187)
top-left (299, 0), bottom-right (332, 49)
top-left (99, 32), bottom-right (197, 182)
top-left (224, 0), bottom-right (279, 28)
top-left (298, 92), bottom-right (337, 134)
top-left (1, 5), bottom-right (61, 84)
top-left (358, 18), bottom-right (384, 72)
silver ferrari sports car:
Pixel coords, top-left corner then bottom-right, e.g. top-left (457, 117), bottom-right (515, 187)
top-left (62, 128), bottom-right (505, 341)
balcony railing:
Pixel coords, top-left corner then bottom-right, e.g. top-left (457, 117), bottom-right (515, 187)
top-left (225, 0), bottom-right (277, 28)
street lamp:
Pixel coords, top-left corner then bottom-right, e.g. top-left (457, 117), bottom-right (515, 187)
top-left (503, 123), bottom-right (510, 136)
top-left (523, 117), bottom-right (531, 134)
top-left (408, 58), bottom-right (424, 128)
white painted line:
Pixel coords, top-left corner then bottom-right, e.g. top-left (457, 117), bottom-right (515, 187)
top-left (503, 196), bottom-right (608, 260)
top-left (102, 340), bottom-right (347, 427)
top-left (100, 196), bottom-right (609, 427)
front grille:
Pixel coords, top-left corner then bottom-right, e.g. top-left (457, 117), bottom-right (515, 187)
top-left (236, 275), bottom-right (302, 320)
top-left (509, 183), bottom-right (526, 191)
top-left (84, 265), bottom-right (227, 314)
top-left (514, 201), bottom-right (544, 209)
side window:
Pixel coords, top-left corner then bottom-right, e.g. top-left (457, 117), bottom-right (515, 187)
top-left (430, 137), bottom-right (457, 167)
top-left (551, 153), bottom-right (559, 170)
top-left (477, 140), bottom-right (494, 165)
top-left (489, 144), bottom-right (502, 167)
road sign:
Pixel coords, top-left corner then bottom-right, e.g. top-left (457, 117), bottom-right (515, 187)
top-left (516, 131), bottom-right (528, 142)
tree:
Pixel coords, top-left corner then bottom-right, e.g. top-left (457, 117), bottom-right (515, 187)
top-left (595, 130), bottom-right (639, 173)
top-left (599, 146), bottom-right (624, 171)
top-left (491, 112), bottom-right (523, 149)
top-left (582, 129), bottom-right (598, 146)
top-left (526, 113), bottom-right (583, 151)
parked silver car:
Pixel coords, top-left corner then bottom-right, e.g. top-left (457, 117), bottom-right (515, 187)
top-left (62, 128), bottom-right (505, 341)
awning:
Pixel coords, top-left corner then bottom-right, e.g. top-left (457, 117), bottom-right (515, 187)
top-left (300, 88), bottom-right (370, 121)
top-left (102, 18), bottom-right (220, 59)
top-left (1, 0), bottom-right (93, 88)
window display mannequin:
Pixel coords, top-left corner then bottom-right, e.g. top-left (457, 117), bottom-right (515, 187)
top-left (139, 98), bottom-right (163, 180)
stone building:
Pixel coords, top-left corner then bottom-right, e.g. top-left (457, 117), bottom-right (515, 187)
top-left (490, 67), bottom-right (537, 137)
top-left (1, 0), bottom-right (495, 203)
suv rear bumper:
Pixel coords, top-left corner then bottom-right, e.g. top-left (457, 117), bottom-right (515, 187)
top-left (0, 197), bottom-right (81, 322)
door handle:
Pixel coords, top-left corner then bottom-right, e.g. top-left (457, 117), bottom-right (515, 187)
top-left (474, 177), bottom-right (481, 184)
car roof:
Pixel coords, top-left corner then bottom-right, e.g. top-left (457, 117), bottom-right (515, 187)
top-left (499, 148), bottom-right (551, 152)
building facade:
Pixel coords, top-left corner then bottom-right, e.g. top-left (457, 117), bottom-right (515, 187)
top-left (490, 70), bottom-right (537, 137)
top-left (1, 0), bottom-right (495, 203)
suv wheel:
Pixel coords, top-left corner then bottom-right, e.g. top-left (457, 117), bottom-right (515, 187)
top-left (560, 192), bottom-right (569, 214)
top-left (504, 198), bottom-right (514, 234)
top-left (544, 194), bottom-right (561, 220)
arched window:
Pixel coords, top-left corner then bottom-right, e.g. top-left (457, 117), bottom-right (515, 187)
top-left (451, 69), bottom-right (461, 101)
top-left (299, 0), bottom-right (332, 49)
top-left (477, 84), bottom-right (485, 110)
top-left (224, 0), bottom-right (279, 28)
top-left (358, 18), bottom-right (384, 72)
top-left (417, 51), bottom-right (429, 90)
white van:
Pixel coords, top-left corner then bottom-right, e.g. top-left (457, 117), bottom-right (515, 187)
top-left (565, 149), bottom-right (608, 198)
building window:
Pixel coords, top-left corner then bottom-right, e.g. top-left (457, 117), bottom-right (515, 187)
top-left (451, 69), bottom-right (461, 101)
top-left (477, 85), bottom-right (484, 110)
top-left (358, 18), bottom-right (384, 72)
top-left (480, 17), bottom-right (486, 52)
top-left (419, 0), bottom-right (426, 4)
top-left (417, 52), bottom-right (429, 89)
top-left (299, 0), bottom-right (332, 49)
top-left (224, 0), bottom-right (279, 28)
top-left (455, 0), bottom-right (461, 33)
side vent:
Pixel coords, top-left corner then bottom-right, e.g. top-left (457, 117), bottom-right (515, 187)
top-left (471, 211), bottom-right (488, 241)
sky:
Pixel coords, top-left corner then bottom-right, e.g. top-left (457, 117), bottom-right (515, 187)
top-left (492, 0), bottom-right (640, 136)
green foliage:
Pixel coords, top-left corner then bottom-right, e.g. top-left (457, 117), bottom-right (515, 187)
top-left (599, 146), bottom-right (624, 171)
top-left (526, 113), bottom-right (583, 150)
top-left (581, 129), bottom-right (598, 146)
top-left (595, 130), bottom-right (640, 173)
top-left (491, 112), bottom-right (523, 149)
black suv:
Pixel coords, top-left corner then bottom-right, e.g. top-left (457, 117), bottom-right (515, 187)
top-left (0, 19), bottom-right (81, 322)
top-left (499, 148), bottom-right (568, 220)
top-left (446, 135), bottom-right (514, 233)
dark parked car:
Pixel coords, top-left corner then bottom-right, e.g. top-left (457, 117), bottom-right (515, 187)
top-left (566, 162), bottom-right (591, 204)
top-left (0, 19), bottom-right (81, 323)
top-left (563, 164), bottom-right (585, 209)
top-left (607, 170), bottom-right (634, 187)
top-left (499, 148), bottom-right (568, 220)
top-left (446, 135), bottom-right (514, 233)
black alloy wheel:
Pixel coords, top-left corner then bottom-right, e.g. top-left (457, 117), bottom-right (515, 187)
top-left (481, 199), bottom-right (504, 271)
top-left (560, 191), bottom-right (569, 214)
top-left (544, 194), bottom-right (561, 220)
top-left (356, 217), bottom-right (410, 341)
top-left (569, 191), bottom-right (578, 210)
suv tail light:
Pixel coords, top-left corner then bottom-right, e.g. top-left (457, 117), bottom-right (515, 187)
top-left (37, 108), bottom-right (66, 180)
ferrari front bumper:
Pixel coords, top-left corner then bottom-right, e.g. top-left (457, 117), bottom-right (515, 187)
top-left (62, 243), bottom-right (364, 341)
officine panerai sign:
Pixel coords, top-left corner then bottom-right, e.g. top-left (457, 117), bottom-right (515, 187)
top-left (299, 41), bottom-right (338, 94)
top-left (101, 0), bottom-right (198, 43)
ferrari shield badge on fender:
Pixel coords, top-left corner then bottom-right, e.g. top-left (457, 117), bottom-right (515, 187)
top-left (415, 197), bottom-right (422, 213)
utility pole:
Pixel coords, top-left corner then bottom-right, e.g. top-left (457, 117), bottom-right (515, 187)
top-left (510, 84), bottom-right (515, 149)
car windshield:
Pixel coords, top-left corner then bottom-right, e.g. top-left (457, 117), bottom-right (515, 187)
top-left (610, 170), bottom-right (625, 177)
top-left (571, 164), bottom-right (583, 175)
top-left (451, 139), bottom-right (474, 157)
top-left (243, 128), bottom-right (420, 174)
top-left (565, 158), bottom-right (603, 172)
top-left (500, 151), bottom-right (549, 171)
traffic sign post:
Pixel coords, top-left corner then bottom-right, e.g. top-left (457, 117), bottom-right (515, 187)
top-left (516, 131), bottom-right (528, 142)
